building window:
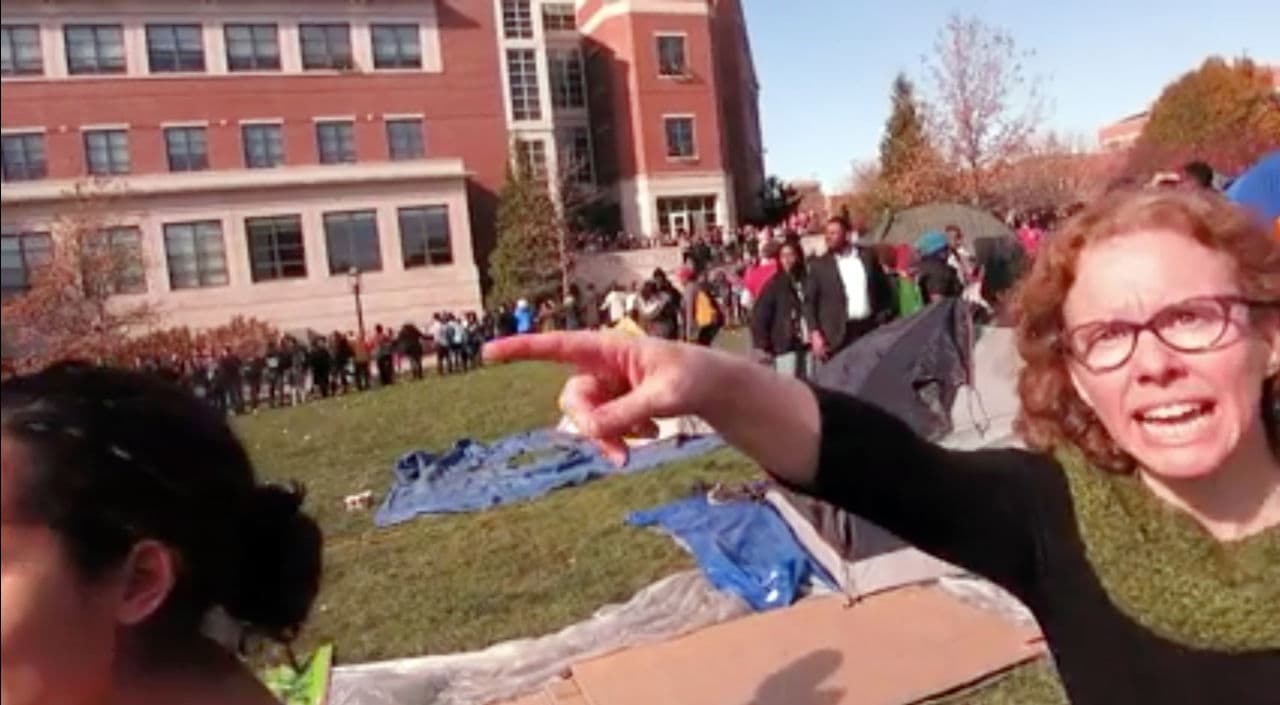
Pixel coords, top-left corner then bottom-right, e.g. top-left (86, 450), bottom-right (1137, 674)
top-left (84, 129), bottom-right (130, 175)
top-left (316, 120), bottom-right (356, 164)
top-left (1, 231), bottom-right (52, 298)
top-left (146, 24), bottom-right (205, 73)
top-left (656, 34), bottom-right (687, 77)
top-left (2, 133), bottom-right (47, 182)
top-left (371, 24), bottom-right (421, 69)
top-left (386, 118), bottom-right (424, 160)
top-left (398, 205), bottom-right (452, 267)
top-left (245, 215), bottom-right (306, 282)
top-left (2, 25), bottom-right (43, 76)
top-left (558, 126), bottom-right (594, 184)
top-left (95, 226), bottom-right (146, 294)
top-left (506, 49), bottom-right (541, 121)
top-left (242, 123), bottom-right (284, 168)
top-left (663, 116), bottom-right (695, 159)
top-left (502, 0), bottom-right (534, 39)
top-left (515, 138), bottom-right (548, 181)
top-left (163, 221), bottom-right (228, 290)
top-left (548, 49), bottom-right (585, 110)
top-left (542, 3), bottom-right (576, 31)
top-left (225, 23), bottom-right (280, 71)
top-left (299, 23), bottom-right (352, 70)
top-left (656, 195), bottom-right (717, 235)
top-left (65, 25), bottom-right (126, 75)
top-left (323, 210), bottom-right (381, 274)
top-left (164, 126), bottom-right (208, 172)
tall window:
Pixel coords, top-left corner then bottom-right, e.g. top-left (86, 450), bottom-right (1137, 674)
top-left (515, 139), bottom-right (548, 181)
top-left (656, 34), bottom-right (687, 77)
top-left (224, 23), bottom-right (280, 71)
top-left (663, 116), bottom-right (695, 158)
top-left (315, 120), bottom-right (356, 164)
top-left (501, 0), bottom-right (534, 39)
top-left (506, 49), bottom-right (541, 121)
top-left (371, 24), bottom-right (421, 69)
top-left (542, 3), bottom-right (576, 31)
top-left (1, 231), bottom-right (52, 298)
top-left (146, 24), bottom-right (205, 73)
top-left (558, 126), bottom-right (594, 184)
top-left (299, 23), bottom-right (352, 70)
top-left (2, 133), bottom-right (47, 182)
top-left (245, 215), bottom-right (306, 282)
top-left (398, 206), bottom-right (452, 267)
top-left (95, 226), bottom-right (147, 294)
top-left (65, 25), bottom-right (125, 75)
top-left (84, 129), bottom-right (130, 175)
top-left (242, 123), bottom-right (284, 168)
top-left (548, 49), bottom-right (585, 110)
top-left (386, 118), bottom-right (424, 160)
top-left (164, 126), bottom-right (208, 172)
top-left (163, 221), bottom-right (228, 290)
top-left (323, 210), bottom-right (381, 274)
top-left (2, 25), bottom-right (43, 76)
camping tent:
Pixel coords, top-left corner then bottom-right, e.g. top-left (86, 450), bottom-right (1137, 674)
top-left (872, 203), bottom-right (1013, 246)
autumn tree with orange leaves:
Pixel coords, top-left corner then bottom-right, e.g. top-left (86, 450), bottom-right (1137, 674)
top-left (2, 182), bottom-right (159, 371)
top-left (1127, 57), bottom-right (1280, 178)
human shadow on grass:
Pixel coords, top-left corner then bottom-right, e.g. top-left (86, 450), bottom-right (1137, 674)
top-left (746, 648), bottom-right (844, 705)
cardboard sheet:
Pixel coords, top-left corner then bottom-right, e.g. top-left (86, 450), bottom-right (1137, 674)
top-left (565, 586), bottom-right (1043, 705)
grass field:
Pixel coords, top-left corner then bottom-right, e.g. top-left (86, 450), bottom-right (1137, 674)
top-left (234, 330), bottom-right (1063, 703)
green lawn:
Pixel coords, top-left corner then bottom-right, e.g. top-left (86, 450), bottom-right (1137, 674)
top-left (234, 330), bottom-right (1062, 702)
top-left (235, 357), bottom-right (758, 662)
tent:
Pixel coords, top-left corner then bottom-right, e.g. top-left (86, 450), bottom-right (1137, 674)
top-left (1225, 150), bottom-right (1280, 237)
top-left (871, 202), bottom-right (1013, 246)
top-left (812, 298), bottom-right (975, 442)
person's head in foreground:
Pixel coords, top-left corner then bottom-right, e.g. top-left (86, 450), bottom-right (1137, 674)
top-left (1, 363), bottom-right (322, 705)
top-left (776, 238), bottom-right (805, 279)
top-left (1016, 188), bottom-right (1279, 490)
top-left (823, 216), bottom-right (850, 253)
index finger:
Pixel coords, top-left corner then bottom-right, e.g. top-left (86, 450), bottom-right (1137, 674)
top-left (483, 332), bottom-right (621, 368)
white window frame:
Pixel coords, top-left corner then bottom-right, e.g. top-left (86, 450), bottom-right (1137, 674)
top-left (655, 31), bottom-right (688, 78)
top-left (662, 114), bottom-right (697, 160)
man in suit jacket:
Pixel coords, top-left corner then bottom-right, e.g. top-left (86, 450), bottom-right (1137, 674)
top-left (804, 217), bottom-right (896, 361)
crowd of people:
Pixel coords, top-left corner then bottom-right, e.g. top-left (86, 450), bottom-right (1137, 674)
top-left (130, 313), bottom-right (493, 415)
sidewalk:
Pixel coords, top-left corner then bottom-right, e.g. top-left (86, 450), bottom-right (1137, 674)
top-left (504, 584), bottom-right (1044, 705)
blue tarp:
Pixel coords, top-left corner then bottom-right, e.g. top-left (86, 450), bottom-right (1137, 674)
top-left (627, 495), bottom-right (835, 611)
top-left (1226, 150), bottom-right (1280, 224)
top-left (375, 429), bottom-right (724, 526)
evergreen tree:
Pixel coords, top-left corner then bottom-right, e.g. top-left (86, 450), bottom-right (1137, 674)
top-left (488, 154), bottom-right (566, 307)
top-left (876, 73), bottom-right (948, 208)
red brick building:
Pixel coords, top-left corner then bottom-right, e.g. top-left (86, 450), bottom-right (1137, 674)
top-left (0, 0), bottom-right (763, 332)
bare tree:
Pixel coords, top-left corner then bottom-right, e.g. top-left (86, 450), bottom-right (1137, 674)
top-left (923, 15), bottom-right (1044, 204)
top-left (1, 180), bottom-right (158, 370)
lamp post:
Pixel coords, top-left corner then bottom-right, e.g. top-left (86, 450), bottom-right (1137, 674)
top-left (347, 267), bottom-right (365, 340)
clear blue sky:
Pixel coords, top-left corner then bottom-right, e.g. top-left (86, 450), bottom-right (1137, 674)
top-left (741, 0), bottom-right (1278, 191)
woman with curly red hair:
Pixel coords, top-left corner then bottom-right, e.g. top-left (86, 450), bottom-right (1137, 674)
top-left (487, 187), bottom-right (1279, 705)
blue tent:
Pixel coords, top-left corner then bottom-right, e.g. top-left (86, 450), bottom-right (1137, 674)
top-left (1226, 150), bottom-right (1280, 225)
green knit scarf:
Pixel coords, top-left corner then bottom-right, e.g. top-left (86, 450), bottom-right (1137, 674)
top-left (1055, 445), bottom-right (1280, 651)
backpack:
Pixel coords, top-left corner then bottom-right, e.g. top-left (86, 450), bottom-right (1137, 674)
top-left (694, 286), bottom-right (723, 328)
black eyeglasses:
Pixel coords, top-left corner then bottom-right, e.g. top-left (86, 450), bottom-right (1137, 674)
top-left (1062, 295), bottom-right (1278, 373)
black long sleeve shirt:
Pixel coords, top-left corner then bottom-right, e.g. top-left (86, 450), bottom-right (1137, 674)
top-left (804, 388), bottom-right (1279, 705)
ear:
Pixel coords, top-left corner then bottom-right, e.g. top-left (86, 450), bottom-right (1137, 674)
top-left (114, 540), bottom-right (177, 627)
top-left (1068, 364), bottom-right (1098, 412)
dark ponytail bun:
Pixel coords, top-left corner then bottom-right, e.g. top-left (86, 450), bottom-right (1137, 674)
top-left (222, 482), bottom-right (323, 642)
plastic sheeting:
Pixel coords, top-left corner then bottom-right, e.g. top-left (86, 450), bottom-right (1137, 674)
top-left (375, 429), bottom-right (723, 526)
top-left (327, 570), bottom-right (749, 705)
top-left (627, 494), bottom-right (835, 611)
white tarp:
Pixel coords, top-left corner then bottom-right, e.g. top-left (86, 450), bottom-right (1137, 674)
top-left (328, 570), bottom-right (748, 705)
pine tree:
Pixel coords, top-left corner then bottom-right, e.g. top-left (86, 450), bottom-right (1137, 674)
top-left (876, 73), bottom-right (948, 208)
top-left (488, 154), bottom-right (566, 307)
